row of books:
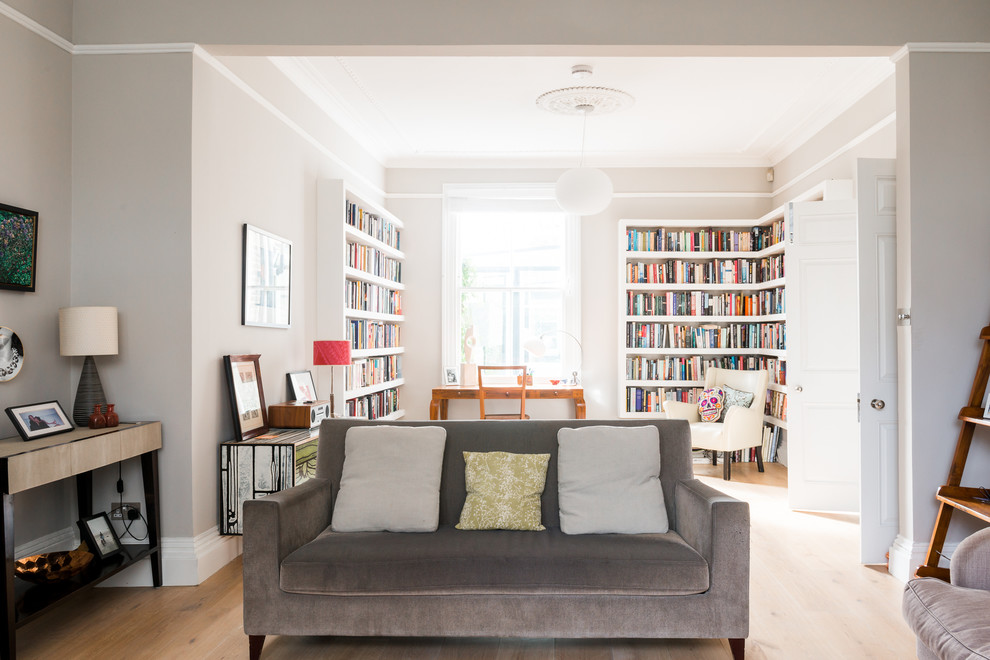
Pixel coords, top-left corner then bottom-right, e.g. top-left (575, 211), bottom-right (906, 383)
top-left (626, 321), bottom-right (786, 350)
top-left (346, 200), bottom-right (401, 251)
top-left (762, 425), bottom-right (782, 463)
top-left (626, 255), bottom-right (784, 286)
top-left (344, 355), bottom-right (403, 390)
top-left (626, 288), bottom-right (785, 317)
top-left (766, 390), bottom-right (787, 421)
top-left (347, 319), bottom-right (401, 351)
top-left (625, 354), bottom-right (786, 384)
top-left (346, 242), bottom-right (402, 284)
top-left (345, 280), bottom-right (403, 316)
top-left (345, 387), bottom-right (400, 420)
top-left (624, 386), bottom-right (665, 413)
top-left (625, 220), bottom-right (786, 253)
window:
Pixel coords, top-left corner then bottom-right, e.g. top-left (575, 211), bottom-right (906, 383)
top-left (443, 186), bottom-right (581, 380)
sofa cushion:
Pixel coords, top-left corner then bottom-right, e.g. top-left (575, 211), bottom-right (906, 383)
top-left (903, 577), bottom-right (990, 660)
top-left (557, 425), bottom-right (668, 534)
top-left (456, 451), bottom-right (551, 531)
top-left (330, 425), bottom-right (446, 533)
top-left (280, 525), bottom-right (709, 596)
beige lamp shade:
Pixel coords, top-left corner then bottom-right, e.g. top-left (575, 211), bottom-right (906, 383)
top-left (59, 307), bottom-right (119, 356)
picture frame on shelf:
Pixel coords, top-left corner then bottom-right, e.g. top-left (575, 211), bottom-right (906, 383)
top-left (77, 512), bottom-right (123, 561)
top-left (4, 400), bottom-right (74, 442)
top-left (223, 354), bottom-right (268, 441)
top-left (242, 223), bottom-right (292, 328)
top-left (983, 373), bottom-right (990, 419)
top-left (287, 370), bottom-right (318, 402)
top-left (443, 367), bottom-right (459, 386)
top-left (0, 202), bottom-right (38, 293)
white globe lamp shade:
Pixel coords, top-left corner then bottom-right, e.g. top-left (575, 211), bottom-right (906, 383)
top-left (555, 167), bottom-right (613, 216)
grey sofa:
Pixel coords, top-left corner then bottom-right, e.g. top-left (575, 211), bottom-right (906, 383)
top-left (242, 418), bottom-right (751, 659)
top-left (903, 527), bottom-right (990, 659)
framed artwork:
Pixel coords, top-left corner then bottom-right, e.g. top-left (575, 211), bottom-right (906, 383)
top-left (242, 223), bottom-right (292, 328)
top-left (443, 366), bottom-right (459, 386)
top-left (287, 370), bottom-right (318, 402)
top-left (77, 513), bottom-right (123, 561)
top-left (5, 400), bottom-right (73, 442)
top-left (223, 354), bottom-right (268, 441)
top-left (0, 202), bottom-right (38, 293)
top-left (0, 326), bottom-right (24, 382)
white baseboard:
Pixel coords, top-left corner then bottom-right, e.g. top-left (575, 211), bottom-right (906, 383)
top-left (14, 527), bottom-right (78, 558)
top-left (888, 534), bottom-right (957, 583)
top-left (98, 528), bottom-right (242, 587)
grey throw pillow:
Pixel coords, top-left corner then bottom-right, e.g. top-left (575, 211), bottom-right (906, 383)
top-left (557, 425), bottom-right (668, 534)
top-left (331, 426), bottom-right (447, 532)
top-left (719, 384), bottom-right (755, 422)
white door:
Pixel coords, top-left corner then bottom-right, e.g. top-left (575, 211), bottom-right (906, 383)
top-left (787, 198), bottom-right (860, 512)
top-left (857, 159), bottom-right (898, 563)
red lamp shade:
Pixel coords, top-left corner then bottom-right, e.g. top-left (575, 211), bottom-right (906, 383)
top-left (314, 340), bottom-right (351, 366)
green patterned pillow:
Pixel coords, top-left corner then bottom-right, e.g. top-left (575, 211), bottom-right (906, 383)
top-left (456, 451), bottom-right (551, 531)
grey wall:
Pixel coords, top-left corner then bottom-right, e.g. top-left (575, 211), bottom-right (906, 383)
top-left (0, 11), bottom-right (74, 548)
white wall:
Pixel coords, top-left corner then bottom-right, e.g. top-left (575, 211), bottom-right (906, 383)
top-left (0, 11), bottom-right (74, 550)
top-left (387, 167), bottom-right (771, 422)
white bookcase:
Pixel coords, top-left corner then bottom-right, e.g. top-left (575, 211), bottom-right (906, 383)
top-left (317, 179), bottom-right (405, 420)
top-left (617, 210), bottom-right (788, 436)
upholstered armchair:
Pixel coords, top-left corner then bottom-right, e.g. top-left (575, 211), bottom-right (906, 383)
top-left (663, 367), bottom-right (770, 480)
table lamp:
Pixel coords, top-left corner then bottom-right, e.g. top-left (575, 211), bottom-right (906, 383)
top-left (313, 340), bottom-right (351, 416)
top-left (523, 330), bottom-right (584, 385)
top-left (59, 306), bottom-right (119, 427)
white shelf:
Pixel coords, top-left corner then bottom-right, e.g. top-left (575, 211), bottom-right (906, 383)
top-left (624, 347), bottom-right (785, 357)
top-left (344, 224), bottom-right (405, 260)
top-left (351, 346), bottom-right (405, 359)
top-left (625, 278), bottom-right (785, 292)
top-left (346, 408), bottom-right (406, 421)
top-left (767, 383), bottom-right (787, 393)
top-left (617, 411), bottom-right (668, 419)
top-left (626, 241), bottom-right (785, 260)
top-left (345, 308), bottom-right (404, 323)
top-left (765, 415), bottom-right (787, 429)
top-left (625, 380), bottom-right (704, 387)
top-left (345, 266), bottom-right (405, 291)
top-left (625, 314), bottom-right (786, 323)
top-left (344, 378), bottom-right (405, 400)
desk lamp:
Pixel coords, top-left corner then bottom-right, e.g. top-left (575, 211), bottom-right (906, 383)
top-left (313, 340), bottom-right (351, 416)
top-left (59, 306), bottom-right (118, 427)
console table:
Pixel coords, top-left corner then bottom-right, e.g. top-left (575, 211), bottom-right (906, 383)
top-left (0, 422), bottom-right (162, 660)
top-left (429, 384), bottom-right (586, 420)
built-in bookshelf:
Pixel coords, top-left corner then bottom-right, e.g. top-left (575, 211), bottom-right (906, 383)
top-left (317, 180), bottom-right (405, 420)
top-left (618, 212), bottom-right (788, 450)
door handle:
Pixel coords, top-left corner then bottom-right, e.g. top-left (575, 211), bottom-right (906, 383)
top-left (871, 399), bottom-right (885, 410)
top-left (794, 386), bottom-right (803, 393)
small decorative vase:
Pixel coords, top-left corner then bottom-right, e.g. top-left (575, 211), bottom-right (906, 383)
top-left (88, 404), bottom-right (106, 430)
top-left (104, 404), bottom-right (119, 428)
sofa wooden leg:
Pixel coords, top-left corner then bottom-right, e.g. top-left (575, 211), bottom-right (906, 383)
top-left (249, 635), bottom-right (266, 660)
top-left (756, 448), bottom-right (765, 473)
top-left (723, 451), bottom-right (731, 480)
top-left (728, 637), bottom-right (745, 659)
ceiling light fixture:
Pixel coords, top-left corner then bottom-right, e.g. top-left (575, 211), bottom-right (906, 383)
top-left (536, 67), bottom-right (634, 216)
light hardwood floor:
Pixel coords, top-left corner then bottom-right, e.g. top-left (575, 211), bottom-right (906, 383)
top-left (16, 463), bottom-right (917, 659)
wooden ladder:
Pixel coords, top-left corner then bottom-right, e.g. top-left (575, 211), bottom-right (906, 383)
top-left (916, 325), bottom-right (990, 580)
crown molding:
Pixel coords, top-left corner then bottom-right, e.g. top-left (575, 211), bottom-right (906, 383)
top-left (386, 190), bottom-right (772, 200)
top-left (74, 43), bottom-right (197, 56)
top-left (892, 42), bottom-right (990, 63)
top-left (0, 1), bottom-right (72, 52)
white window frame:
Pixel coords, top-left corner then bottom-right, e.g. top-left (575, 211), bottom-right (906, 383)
top-left (441, 184), bottom-right (581, 377)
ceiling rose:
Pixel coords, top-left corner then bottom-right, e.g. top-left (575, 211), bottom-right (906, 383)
top-left (535, 86), bottom-right (635, 116)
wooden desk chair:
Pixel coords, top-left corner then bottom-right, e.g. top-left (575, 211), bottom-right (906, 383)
top-left (478, 365), bottom-right (530, 420)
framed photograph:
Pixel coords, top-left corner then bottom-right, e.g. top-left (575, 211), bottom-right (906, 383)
top-left (5, 400), bottom-right (74, 442)
top-left (242, 223), bottom-right (292, 328)
top-left (0, 202), bottom-right (38, 293)
top-left (443, 366), bottom-right (459, 386)
top-left (77, 513), bottom-right (123, 561)
top-left (287, 370), bottom-right (318, 402)
top-left (223, 354), bottom-right (268, 441)
top-left (0, 326), bottom-right (24, 382)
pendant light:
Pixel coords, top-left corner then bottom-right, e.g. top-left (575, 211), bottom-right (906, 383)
top-left (536, 66), bottom-right (634, 216)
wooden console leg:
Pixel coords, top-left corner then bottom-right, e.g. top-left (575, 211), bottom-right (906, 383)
top-left (729, 637), bottom-right (745, 659)
top-left (249, 635), bottom-right (266, 660)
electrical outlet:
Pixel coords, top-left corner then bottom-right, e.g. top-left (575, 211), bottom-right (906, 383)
top-left (110, 502), bottom-right (140, 520)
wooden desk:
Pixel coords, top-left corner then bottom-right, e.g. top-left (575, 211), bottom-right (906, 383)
top-left (0, 422), bottom-right (162, 660)
top-left (429, 384), bottom-right (586, 420)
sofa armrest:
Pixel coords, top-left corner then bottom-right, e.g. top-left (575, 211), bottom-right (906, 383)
top-left (674, 478), bottom-right (750, 606)
top-left (951, 527), bottom-right (990, 590)
top-left (242, 477), bottom-right (332, 633)
top-left (664, 400), bottom-right (700, 422)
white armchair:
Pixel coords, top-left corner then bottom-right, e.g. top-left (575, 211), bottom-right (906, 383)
top-left (663, 367), bottom-right (770, 480)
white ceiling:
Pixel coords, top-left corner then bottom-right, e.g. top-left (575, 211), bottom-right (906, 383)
top-left (270, 55), bottom-right (894, 169)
